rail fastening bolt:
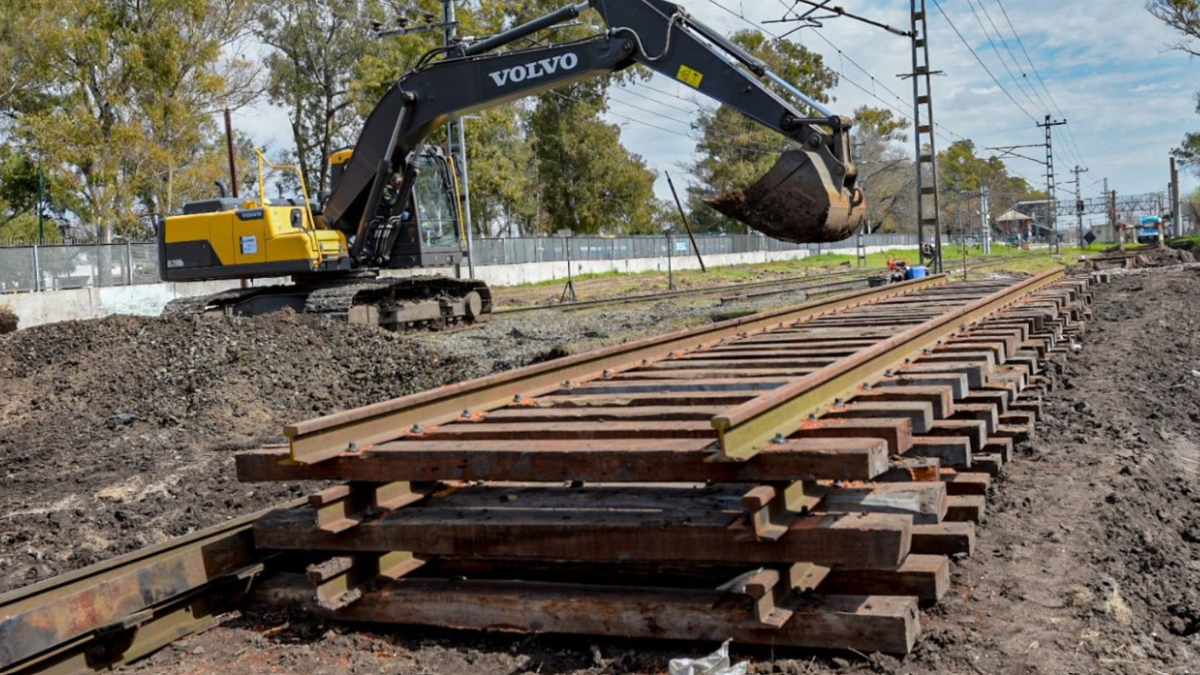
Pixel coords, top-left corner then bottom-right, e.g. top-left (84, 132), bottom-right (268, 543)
top-left (348, 442), bottom-right (359, 453)
top-left (773, 433), bottom-right (787, 445)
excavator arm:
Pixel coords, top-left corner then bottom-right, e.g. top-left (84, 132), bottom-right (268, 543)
top-left (324, 0), bottom-right (864, 264)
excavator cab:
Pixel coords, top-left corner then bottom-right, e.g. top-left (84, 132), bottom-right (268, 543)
top-left (329, 147), bottom-right (467, 270)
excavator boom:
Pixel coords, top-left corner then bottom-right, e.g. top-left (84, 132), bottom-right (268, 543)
top-left (323, 0), bottom-right (865, 254)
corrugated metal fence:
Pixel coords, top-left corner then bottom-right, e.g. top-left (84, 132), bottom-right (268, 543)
top-left (0, 233), bottom-right (916, 294)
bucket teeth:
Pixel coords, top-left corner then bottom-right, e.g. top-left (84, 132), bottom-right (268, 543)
top-left (705, 149), bottom-right (865, 244)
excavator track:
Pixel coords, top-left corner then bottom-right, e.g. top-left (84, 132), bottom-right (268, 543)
top-left (161, 276), bottom-right (492, 333)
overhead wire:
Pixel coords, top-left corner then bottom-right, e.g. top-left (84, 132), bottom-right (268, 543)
top-left (962, 0), bottom-right (1044, 115)
top-left (929, 0), bottom-right (1039, 124)
top-left (701, 0), bottom-right (968, 150)
top-left (993, 0), bottom-right (1088, 167)
top-left (962, 0), bottom-right (1087, 170)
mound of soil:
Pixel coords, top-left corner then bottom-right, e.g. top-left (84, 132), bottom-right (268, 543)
top-left (1073, 247), bottom-right (1197, 272)
top-left (0, 312), bottom-right (483, 591)
top-left (0, 306), bottom-right (16, 334)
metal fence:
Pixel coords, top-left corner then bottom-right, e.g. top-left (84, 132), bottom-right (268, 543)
top-left (0, 233), bottom-right (917, 294)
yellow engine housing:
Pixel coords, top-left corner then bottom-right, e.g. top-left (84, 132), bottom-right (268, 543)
top-left (159, 201), bottom-right (349, 282)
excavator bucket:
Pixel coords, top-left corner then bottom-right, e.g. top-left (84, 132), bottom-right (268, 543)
top-left (705, 149), bottom-right (865, 244)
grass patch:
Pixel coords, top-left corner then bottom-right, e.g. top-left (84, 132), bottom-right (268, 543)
top-left (1168, 235), bottom-right (1200, 252)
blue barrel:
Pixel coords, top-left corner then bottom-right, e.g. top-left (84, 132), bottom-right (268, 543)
top-left (906, 266), bottom-right (929, 280)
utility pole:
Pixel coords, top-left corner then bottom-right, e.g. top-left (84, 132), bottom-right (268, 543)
top-left (1072, 165), bottom-right (1088, 248)
top-left (1038, 115), bottom-right (1067, 253)
top-left (980, 185), bottom-right (991, 255)
top-left (907, 0), bottom-right (943, 273)
top-left (442, 0), bottom-right (476, 278)
top-left (1171, 156), bottom-right (1183, 237)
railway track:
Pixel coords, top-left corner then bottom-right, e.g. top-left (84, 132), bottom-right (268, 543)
top-left (0, 268), bottom-right (1094, 671)
top-left (494, 266), bottom-right (883, 315)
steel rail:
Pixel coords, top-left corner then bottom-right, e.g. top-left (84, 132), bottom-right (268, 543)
top-left (284, 275), bottom-right (950, 464)
top-left (493, 267), bottom-right (882, 315)
top-left (0, 500), bottom-right (302, 675)
top-left (712, 267), bottom-right (1066, 459)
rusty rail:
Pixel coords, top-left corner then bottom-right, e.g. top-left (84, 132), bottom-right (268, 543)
top-left (0, 500), bottom-right (301, 675)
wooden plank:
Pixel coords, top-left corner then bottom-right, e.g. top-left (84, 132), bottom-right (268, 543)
top-left (935, 341), bottom-right (1007, 365)
top-left (853, 386), bottom-right (954, 419)
top-left (325, 579), bottom-right (922, 654)
top-left (237, 437), bottom-right (890, 484)
top-left (253, 507), bottom-right (912, 569)
top-left (614, 368), bottom-right (819, 380)
top-left (416, 421), bottom-right (717, 441)
top-left (928, 420), bottom-right (987, 452)
top-left (821, 554), bottom-right (949, 605)
top-left (1010, 400), bottom-right (1043, 421)
top-left (527, 392), bottom-right (760, 408)
top-left (994, 423), bottom-right (1032, 444)
top-left (911, 522), bottom-right (975, 557)
top-left (479, 406), bottom-right (725, 422)
top-left (940, 472), bottom-right (990, 496)
top-left (972, 454), bottom-right (1004, 477)
top-left (823, 401), bottom-right (934, 434)
top-left (982, 437), bottom-right (1013, 462)
top-left (909, 436), bottom-right (972, 468)
top-left (898, 362), bottom-right (988, 389)
top-left (822, 482), bottom-right (947, 525)
top-left (945, 495), bottom-right (987, 523)
top-left (561, 378), bottom-right (789, 395)
top-left (874, 373), bottom-right (969, 400)
top-left (963, 388), bottom-right (1011, 414)
top-left (873, 458), bottom-right (941, 483)
top-left (950, 403), bottom-right (999, 435)
top-left (795, 418), bottom-right (913, 455)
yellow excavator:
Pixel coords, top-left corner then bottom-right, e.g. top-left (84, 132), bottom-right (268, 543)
top-left (159, 0), bottom-right (866, 330)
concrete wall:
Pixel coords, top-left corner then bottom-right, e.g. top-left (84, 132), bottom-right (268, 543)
top-left (4, 245), bottom-right (914, 330)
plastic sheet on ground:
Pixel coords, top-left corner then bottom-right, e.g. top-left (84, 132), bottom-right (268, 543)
top-left (668, 640), bottom-right (749, 675)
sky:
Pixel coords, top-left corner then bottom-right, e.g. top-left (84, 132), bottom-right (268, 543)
top-left (235, 0), bottom-right (1200, 225)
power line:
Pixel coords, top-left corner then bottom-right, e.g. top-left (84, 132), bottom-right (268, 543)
top-left (930, 0), bottom-right (1038, 123)
top-left (963, 0), bottom-right (1044, 115)
top-left (700, 0), bottom-right (968, 148)
top-left (993, 0), bottom-right (1087, 167)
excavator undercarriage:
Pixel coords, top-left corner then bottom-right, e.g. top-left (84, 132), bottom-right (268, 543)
top-left (163, 276), bottom-right (491, 332)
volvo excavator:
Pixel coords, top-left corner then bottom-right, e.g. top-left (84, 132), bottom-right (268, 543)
top-left (159, 0), bottom-right (865, 330)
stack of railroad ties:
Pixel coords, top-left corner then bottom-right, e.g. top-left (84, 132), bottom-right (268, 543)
top-left (239, 269), bottom-right (1093, 655)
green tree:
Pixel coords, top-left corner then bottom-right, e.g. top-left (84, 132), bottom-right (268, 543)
top-left (853, 106), bottom-right (913, 233)
top-left (3, 0), bottom-right (258, 242)
top-left (937, 140), bottom-right (1042, 236)
top-left (1148, 1), bottom-right (1200, 170)
top-left (527, 83), bottom-right (657, 234)
top-left (464, 107), bottom-right (539, 237)
top-left (256, 0), bottom-right (404, 194)
top-left (686, 30), bottom-right (837, 232)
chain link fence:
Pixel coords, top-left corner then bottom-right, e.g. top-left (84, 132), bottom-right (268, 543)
top-left (0, 233), bottom-right (916, 294)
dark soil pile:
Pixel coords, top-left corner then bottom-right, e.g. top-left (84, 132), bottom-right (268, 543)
top-left (1073, 246), bottom-right (1197, 272)
top-left (0, 312), bottom-right (485, 592)
top-left (0, 305), bottom-right (16, 334)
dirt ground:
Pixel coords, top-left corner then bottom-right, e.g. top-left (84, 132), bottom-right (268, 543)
top-left (5, 267), bottom-right (1200, 674)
